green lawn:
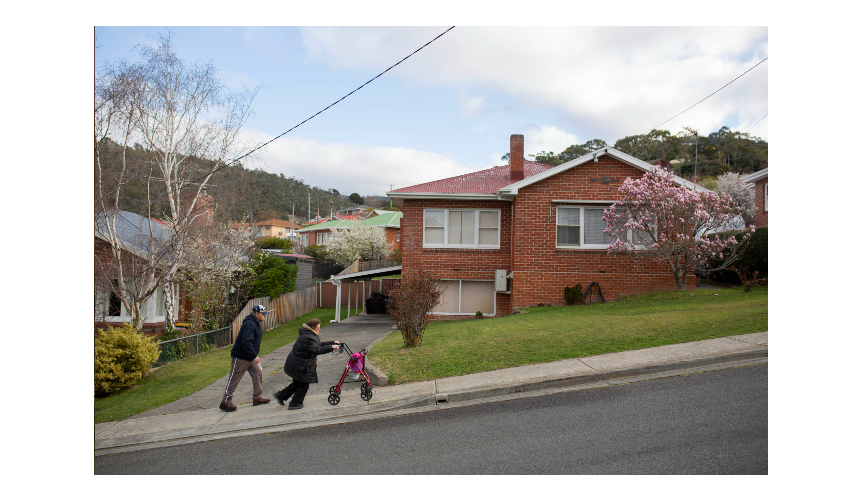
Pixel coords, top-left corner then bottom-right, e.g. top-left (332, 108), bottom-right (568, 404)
top-left (369, 287), bottom-right (768, 384)
top-left (94, 307), bottom-right (359, 423)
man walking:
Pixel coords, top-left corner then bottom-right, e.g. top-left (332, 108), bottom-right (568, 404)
top-left (220, 305), bottom-right (271, 411)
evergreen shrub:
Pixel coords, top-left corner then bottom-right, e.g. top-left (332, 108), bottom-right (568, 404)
top-left (564, 284), bottom-right (583, 305)
top-left (94, 323), bottom-right (160, 397)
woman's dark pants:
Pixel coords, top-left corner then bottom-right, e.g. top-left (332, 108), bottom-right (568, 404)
top-left (275, 380), bottom-right (310, 404)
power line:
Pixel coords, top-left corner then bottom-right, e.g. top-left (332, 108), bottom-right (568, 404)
top-left (649, 57), bottom-right (768, 133)
top-left (218, 26), bottom-right (456, 174)
top-left (745, 112), bottom-right (768, 134)
top-left (105, 26), bottom-right (456, 218)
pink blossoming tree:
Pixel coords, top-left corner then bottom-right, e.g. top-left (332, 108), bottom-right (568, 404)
top-left (603, 167), bottom-right (754, 291)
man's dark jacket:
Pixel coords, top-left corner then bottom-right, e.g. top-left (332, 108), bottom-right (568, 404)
top-left (283, 326), bottom-right (336, 384)
top-left (231, 314), bottom-right (262, 360)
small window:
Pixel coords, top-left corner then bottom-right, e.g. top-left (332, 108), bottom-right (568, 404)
top-left (424, 210), bottom-right (445, 245)
top-left (397, 230), bottom-right (400, 242)
top-left (764, 183), bottom-right (768, 212)
top-left (556, 207), bottom-right (580, 247)
top-left (108, 280), bottom-right (122, 317)
top-left (265, 226), bottom-right (271, 230)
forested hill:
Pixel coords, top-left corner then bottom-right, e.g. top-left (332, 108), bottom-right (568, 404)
top-left (526, 126), bottom-right (768, 179)
top-left (96, 138), bottom-right (384, 224)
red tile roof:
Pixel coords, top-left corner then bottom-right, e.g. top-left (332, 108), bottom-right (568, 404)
top-left (392, 161), bottom-right (556, 194)
top-left (336, 214), bottom-right (362, 220)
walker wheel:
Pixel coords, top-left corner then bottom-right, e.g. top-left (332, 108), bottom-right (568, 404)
top-left (328, 393), bottom-right (340, 405)
top-left (361, 389), bottom-right (373, 402)
top-left (329, 386), bottom-right (339, 395)
top-left (361, 383), bottom-right (370, 392)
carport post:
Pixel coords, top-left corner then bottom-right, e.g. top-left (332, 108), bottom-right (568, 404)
top-left (331, 278), bottom-right (342, 323)
top-left (347, 281), bottom-right (351, 319)
top-left (362, 281), bottom-right (365, 313)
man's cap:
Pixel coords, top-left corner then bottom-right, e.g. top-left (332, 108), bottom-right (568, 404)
top-left (252, 305), bottom-right (270, 315)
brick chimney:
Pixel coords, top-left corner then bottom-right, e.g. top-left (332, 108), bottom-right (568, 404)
top-left (182, 187), bottom-right (215, 227)
top-left (509, 134), bottom-right (524, 181)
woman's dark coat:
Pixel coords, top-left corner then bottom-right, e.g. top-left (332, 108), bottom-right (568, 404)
top-left (283, 326), bottom-right (336, 384)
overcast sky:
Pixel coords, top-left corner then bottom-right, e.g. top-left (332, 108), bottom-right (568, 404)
top-left (94, 26), bottom-right (767, 198)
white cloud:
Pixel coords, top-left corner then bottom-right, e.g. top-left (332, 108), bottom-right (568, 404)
top-left (523, 125), bottom-right (579, 156)
top-left (240, 129), bottom-right (474, 194)
top-left (299, 27), bottom-right (768, 142)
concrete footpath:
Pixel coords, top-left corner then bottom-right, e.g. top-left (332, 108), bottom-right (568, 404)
top-left (94, 314), bottom-right (767, 457)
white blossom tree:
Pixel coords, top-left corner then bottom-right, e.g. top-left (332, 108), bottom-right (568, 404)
top-left (603, 166), bottom-right (755, 291)
top-left (325, 222), bottom-right (393, 267)
top-left (717, 172), bottom-right (755, 227)
top-left (175, 222), bottom-right (254, 332)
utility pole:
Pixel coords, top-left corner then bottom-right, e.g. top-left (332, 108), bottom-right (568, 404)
top-left (682, 126), bottom-right (699, 191)
top-left (307, 193), bottom-right (311, 222)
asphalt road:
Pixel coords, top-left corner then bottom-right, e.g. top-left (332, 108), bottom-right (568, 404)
top-left (95, 363), bottom-right (767, 474)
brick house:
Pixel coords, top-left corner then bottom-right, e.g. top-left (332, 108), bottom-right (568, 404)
top-left (387, 134), bottom-right (700, 319)
top-left (94, 210), bottom-right (186, 334)
top-left (741, 168), bottom-right (768, 227)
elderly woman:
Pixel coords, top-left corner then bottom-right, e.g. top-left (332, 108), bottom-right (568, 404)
top-left (273, 318), bottom-right (340, 410)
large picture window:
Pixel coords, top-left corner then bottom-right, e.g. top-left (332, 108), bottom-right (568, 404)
top-left (423, 209), bottom-right (500, 249)
top-left (556, 206), bottom-right (616, 249)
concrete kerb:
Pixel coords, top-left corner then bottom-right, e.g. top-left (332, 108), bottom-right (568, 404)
top-left (95, 338), bottom-right (767, 456)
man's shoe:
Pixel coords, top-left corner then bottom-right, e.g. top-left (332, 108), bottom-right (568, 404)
top-left (287, 403), bottom-right (303, 410)
top-left (253, 397), bottom-right (271, 406)
top-left (273, 393), bottom-right (285, 406)
top-left (219, 400), bottom-right (237, 412)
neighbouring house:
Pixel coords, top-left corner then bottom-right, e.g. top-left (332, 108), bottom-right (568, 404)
top-left (387, 133), bottom-right (701, 319)
top-left (741, 168), bottom-right (768, 227)
top-left (296, 211), bottom-right (403, 250)
top-left (94, 210), bottom-right (184, 334)
top-left (229, 218), bottom-right (302, 239)
top-left (336, 205), bottom-right (371, 218)
top-left (256, 218), bottom-right (302, 238)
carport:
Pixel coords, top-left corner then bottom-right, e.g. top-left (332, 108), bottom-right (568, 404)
top-left (326, 264), bottom-right (401, 323)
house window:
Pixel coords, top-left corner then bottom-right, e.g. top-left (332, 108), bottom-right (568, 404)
top-left (155, 286), bottom-right (165, 318)
top-left (431, 280), bottom-right (496, 316)
top-left (764, 183), bottom-right (768, 212)
top-left (397, 230), bottom-right (400, 242)
top-left (108, 290), bottom-right (122, 317)
top-left (265, 226), bottom-right (271, 230)
top-left (301, 234), bottom-right (308, 246)
top-left (318, 232), bottom-right (332, 245)
top-left (556, 206), bottom-right (615, 249)
top-left (423, 209), bottom-right (500, 249)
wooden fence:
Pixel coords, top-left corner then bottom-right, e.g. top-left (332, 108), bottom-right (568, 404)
top-left (231, 287), bottom-right (318, 341)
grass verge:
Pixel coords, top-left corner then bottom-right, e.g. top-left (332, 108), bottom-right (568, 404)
top-left (94, 307), bottom-right (359, 423)
top-left (369, 287), bottom-right (767, 384)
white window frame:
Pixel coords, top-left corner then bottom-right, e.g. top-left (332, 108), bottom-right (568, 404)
top-left (317, 231), bottom-right (332, 245)
top-left (102, 283), bottom-right (176, 323)
top-left (422, 209), bottom-right (501, 249)
top-left (432, 279), bottom-right (496, 316)
top-left (301, 233), bottom-right (308, 246)
top-left (764, 182), bottom-right (768, 212)
top-left (556, 205), bottom-right (617, 249)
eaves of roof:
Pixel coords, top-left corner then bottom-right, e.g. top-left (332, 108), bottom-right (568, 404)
top-left (297, 212), bottom-right (403, 232)
top-left (386, 148), bottom-right (704, 208)
top-left (740, 168), bottom-right (768, 184)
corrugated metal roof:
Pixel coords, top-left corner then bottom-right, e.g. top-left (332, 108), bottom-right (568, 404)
top-left (95, 210), bottom-right (173, 259)
top-left (297, 212), bottom-right (402, 232)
